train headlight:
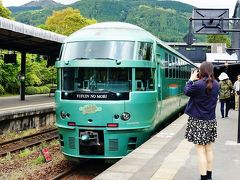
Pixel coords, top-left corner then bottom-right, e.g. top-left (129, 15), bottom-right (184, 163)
top-left (66, 113), bottom-right (70, 118)
top-left (114, 114), bottom-right (120, 119)
top-left (120, 112), bottom-right (131, 121)
top-left (60, 111), bottom-right (67, 119)
top-left (80, 134), bottom-right (90, 141)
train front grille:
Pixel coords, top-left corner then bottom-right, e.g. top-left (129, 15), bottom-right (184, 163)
top-left (68, 137), bottom-right (76, 149)
top-left (109, 139), bottom-right (119, 151)
top-left (127, 137), bottom-right (137, 153)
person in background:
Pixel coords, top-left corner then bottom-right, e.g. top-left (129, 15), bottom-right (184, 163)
top-left (218, 72), bottom-right (233, 118)
top-left (233, 74), bottom-right (240, 111)
top-left (184, 61), bottom-right (219, 180)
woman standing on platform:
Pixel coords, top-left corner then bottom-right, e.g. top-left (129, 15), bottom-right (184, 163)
top-left (184, 61), bottom-right (219, 180)
top-left (218, 72), bottom-right (233, 118)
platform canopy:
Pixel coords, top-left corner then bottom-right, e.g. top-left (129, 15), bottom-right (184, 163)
top-left (206, 53), bottom-right (238, 63)
top-left (0, 17), bottom-right (66, 60)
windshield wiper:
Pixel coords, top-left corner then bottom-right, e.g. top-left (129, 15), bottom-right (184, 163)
top-left (97, 89), bottom-right (117, 94)
top-left (71, 57), bottom-right (117, 61)
top-left (93, 57), bottom-right (117, 60)
top-left (71, 57), bottom-right (91, 61)
top-left (70, 57), bottom-right (121, 64)
top-left (94, 58), bottom-right (121, 65)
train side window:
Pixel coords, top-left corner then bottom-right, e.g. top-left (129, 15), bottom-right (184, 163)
top-left (137, 42), bottom-right (153, 60)
top-left (172, 56), bottom-right (176, 79)
top-left (135, 68), bottom-right (155, 91)
top-left (62, 68), bottom-right (74, 90)
top-left (182, 60), bottom-right (186, 79)
top-left (185, 65), bottom-right (188, 79)
top-left (176, 58), bottom-right (179, 79)
top-left (188, 65), bottom-right (191, 78)
top-left (169, 54), bottom-right (172, 78)
top-left (156, 54), bottom-right (161, 62)
top-left (184, 65), bottom-right (187, 79)
top-left (164, 52), bottom-right (169, 78)
top-left (180, 59), bottom-right (183, 79)
top-left (187, 65), bottom-right (191, 79)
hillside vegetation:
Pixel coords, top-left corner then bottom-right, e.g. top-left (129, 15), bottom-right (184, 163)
top-left (9, 0), bottom-right (200, 42)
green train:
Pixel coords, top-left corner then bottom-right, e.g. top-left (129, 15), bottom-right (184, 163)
top-left (55, 22), bottom-right (196, 160)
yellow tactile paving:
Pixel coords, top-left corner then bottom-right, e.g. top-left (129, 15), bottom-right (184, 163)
top-left (150, 139), bottom-right (194, 180)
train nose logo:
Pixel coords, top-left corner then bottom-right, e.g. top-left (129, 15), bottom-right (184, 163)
top-left (79, 104), bottom-right (102, 114)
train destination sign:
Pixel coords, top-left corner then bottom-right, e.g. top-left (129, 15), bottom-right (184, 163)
top-left (77, 94), bottom-right (107, 99)
top-left (61, 91), bottom-right (129, 100)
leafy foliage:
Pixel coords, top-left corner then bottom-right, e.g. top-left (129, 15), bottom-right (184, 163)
top-left (8, 6), bottom-right (42, 14)
top-left (25, 86), bottom-right (40, 95)
top-left (19, 149), bottom-right (32, 158)
top-left (38, 86), bottom-right (50, 94)
top-left (0, 0), bottom-right (11, 18)
top-left (0, 59), bottom-right (19, 94)
top-left (31, 154), bottom-right (45, 164)
top-left (43, 7), bottom-right (97, 35)
top-left (22, 0), bottom-right (63, 8)
top-left (207, 34), bottom-right (231, 48)
top-left (14, 9), bottom-right (53, 26)
top-left (126, 5), bottom-right (190, 42)
top-left (25, 85), bottom-right (50, 95)
top-left (11, 0), bottom-right (196, 42)
top-left (0, 52), bottom-right (56, 96)
top-left (25, 55), bottom-right (56, 86)
top-left (0, 84), bottom-right (5, 95)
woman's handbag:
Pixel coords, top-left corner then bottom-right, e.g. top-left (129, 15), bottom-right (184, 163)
top-left (237, 90), bottom-right (240, 95)
top-left (237, 84), bottom-right (240, 95)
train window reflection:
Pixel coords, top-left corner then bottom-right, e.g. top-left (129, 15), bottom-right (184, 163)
top-left (62, 67), bottom-right (132, 92)
top-left (169, 55), bottom-right (172, 78)
top-left (61, 41), bottom-right (135, 60)
top-left (136, 42), bottom-right (153, 60)
top-left (135, 68), bottom-right (155, 91)
top-left (164, 52), bottom-right (169, 78)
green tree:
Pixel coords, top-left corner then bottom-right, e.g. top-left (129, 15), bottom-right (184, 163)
top-left (0, 59), bottom-right (19, 94)
top-left (207, 34), bottom-right (231, 48)
top-left (25, 55), bottom-right (56, 86)
top-left (0, 0), bottom-right (11, 18)
top-left (44, 7), bottom-right (97, 35)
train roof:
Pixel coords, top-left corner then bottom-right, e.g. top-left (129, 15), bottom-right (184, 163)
top-left (65, 22), bottom-right (196, 67)
top-left (65, 22), bottom-right (154, 42)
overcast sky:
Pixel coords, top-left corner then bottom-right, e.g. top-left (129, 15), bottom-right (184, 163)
top-left (2, 0), bottom-right (238, 16)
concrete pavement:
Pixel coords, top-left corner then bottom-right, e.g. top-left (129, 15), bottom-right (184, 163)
top-left (95, 103), bottom-right (240, 180)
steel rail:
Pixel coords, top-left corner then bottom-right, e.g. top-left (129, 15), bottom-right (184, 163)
top-left (0, 128), bottom-right (58, 156)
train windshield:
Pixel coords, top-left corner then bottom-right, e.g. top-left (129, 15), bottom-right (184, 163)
top-left (61, 41), bottom-right (135, 60)
top-left (62, 67), bottom-right (132, 92)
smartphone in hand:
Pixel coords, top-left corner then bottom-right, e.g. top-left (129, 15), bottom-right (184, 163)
top-left (190, 69), bottom-right (199, 81)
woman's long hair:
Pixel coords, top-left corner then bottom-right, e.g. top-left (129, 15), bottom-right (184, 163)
top-left (199, 61), bottom-right (215, 95)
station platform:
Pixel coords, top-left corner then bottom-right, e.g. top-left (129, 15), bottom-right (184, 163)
top-left (0, 94), bottom-right (55, 133)
top-left (95, 103), bottom-right (240, 180)
top-left (0, 94), bottom-right (55, 117)
top-left (0, 94), bottom-right (54, 112)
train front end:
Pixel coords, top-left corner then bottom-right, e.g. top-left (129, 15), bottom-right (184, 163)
top-left (55, 22), bottom-right (158, 160)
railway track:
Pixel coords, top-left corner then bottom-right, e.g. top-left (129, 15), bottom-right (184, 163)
top-left (51, 159), bottom-right (113, 180)
top-left (51, 166), bottom-right (78, 180)
top-left (0, 128), bottom-right (58, 156)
